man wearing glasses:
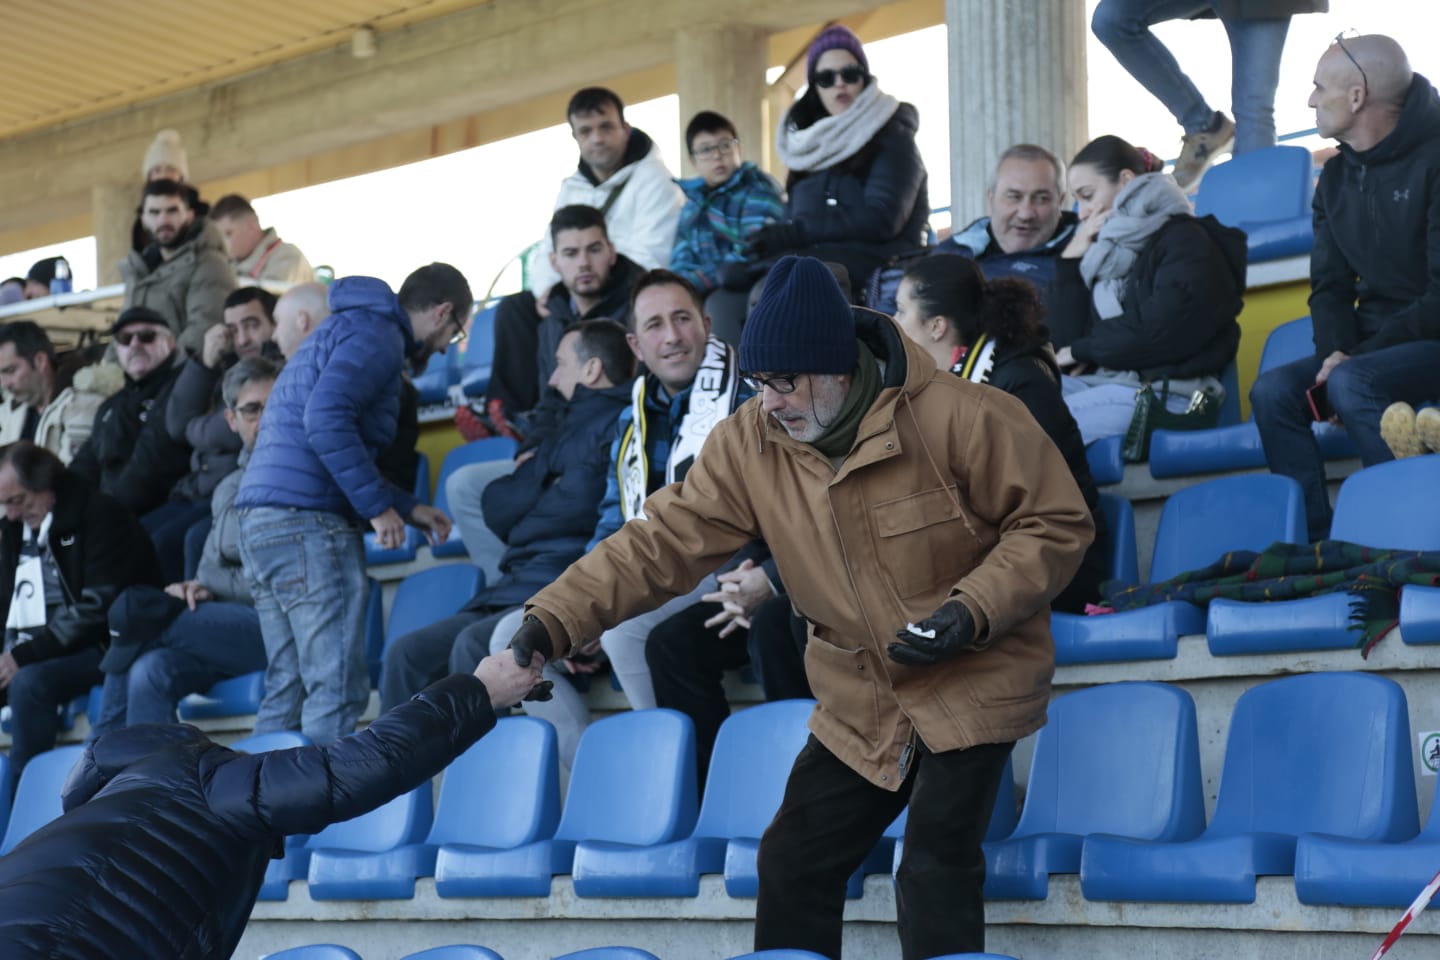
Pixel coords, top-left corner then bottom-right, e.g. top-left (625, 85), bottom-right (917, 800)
top-left (1252, 34), bottom-right (1440, 541)
top-left (670, 110), bottom-right (785, 344)
top-left (236, 265), bottom-right (464, 743)
top-left (506, 255), bottom-right (1093, 960)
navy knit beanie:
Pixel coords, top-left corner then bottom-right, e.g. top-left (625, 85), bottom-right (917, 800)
top-left (740, 256), bottom-right (857, 375)
top-left (807, 24), bottom-right (869, 79)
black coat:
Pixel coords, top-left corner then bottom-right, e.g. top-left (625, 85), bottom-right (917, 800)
top-left (786, 102), bottom-right (930, 286)
top-left (0, 471), bottom-right (162, 667)
top-left (69, 358), bottom-right (192, 517)
top-left (0, 674), bottom-right (497, 960)
top-left (1310, 73), bottom-right (1440, 357)
top-left (1057, 214), bottom-right (1246, 379)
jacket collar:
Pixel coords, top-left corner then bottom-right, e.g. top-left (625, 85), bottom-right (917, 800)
top-left (578, 127), bottom-right (655, 186)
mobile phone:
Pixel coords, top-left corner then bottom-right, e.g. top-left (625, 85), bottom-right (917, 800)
top-left (1306, 382), bottom-right (1332, 422)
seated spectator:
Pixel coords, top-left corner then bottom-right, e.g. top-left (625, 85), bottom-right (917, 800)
top-left (482, 270), bottom-right (752, 767)
top-left (121, 179), bottom-right (237, 357)
top-left (0, 441), bottom-right (162, 783)
top-left (237, 265), bottom-right (461, 743)
top-left (0, 278), bottom-right (24, 306)
top-left (895, 256), bottom-right (1109, 612)
top-left (1253, 35), bottom-right (1440, 541)
top-left (69, 308), bottom-right (192, 519)
top-left (1050, 135), bottom-right (1245, 445)
top-left (22, 257), bottom-right (71, 300)
top-left (210, 194), bottom-right (315, 285)
top-left (132, 129), bottom-right (208, 252)
top-left (670, 110), bottom-right (785, 345)
top-left (477, 204), bottom-right (644, 440)
top-left (151, 287), bottom-right (279, 583)
top-left (744, 25), bottom-right (928, 296)
top-left (0, 322), bottom-right (122, 462)
top-left (92, 358), bottom-right (278, 734)
top-left (382, 320), bottom-right (635, 710)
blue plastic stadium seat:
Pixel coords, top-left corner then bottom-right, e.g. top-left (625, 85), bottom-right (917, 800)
top-left (363, 577), bottom-right (385, 689)
top-left (380, 565), bottom-right (484, 678)
top-left (460, 302), bottom-right (499, 399)
top-left (552, 950), bottom-right (660, 960)
top-left (429, 437), bottom-right (520, 559)
top-left (230, 730), bottom-right (315, 902)
top-left (364, 527), bottom-right (422, 565)
top-left (400, 948), bottom-right (505, 960)
top-left (1401, 585), bottom-right (1440, 645)
top-left (178, 669), bottom-right (266, 721)
top-left (414, 452), bottom-right (432, 506)
top-left (1086, 435), bottom-right (1124, 486)
top-left (304, 780), bottom-right (435, 900)
top-left (0, 745), bottom-right (84, 854)
top-left (1081, 672), bottom-right (1418, 903)
top-left (1150, 316), bottom-right (1360, 478)
top-left (885, 755), bottom-right (1019, 875)
top-left (324, 716), bottom-right (560, 900)
top-left (439, 709), bottom-right (697, 897)
top-left (1208, 457), bottom-right (1440, 655)
top-left (0, 755), bottom-right (12, 833)
top-left (982, 683), bottom-right (1205, 900)
top-left (1195, 146), bottom-right (1315, 262)
top-left (262, 947), bottom-right (363, 960)
top-left (413, 347), bottom-right (463, 406)
top-left (1052, 474), bottom-right (1305, 664)
top-left (567, 700), bottom-right (813, 898)
top-left (1097, 493), bottom-right (1139, 588)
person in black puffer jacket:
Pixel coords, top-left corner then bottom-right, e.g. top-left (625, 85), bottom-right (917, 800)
top-left (1049, 135), bottom-right (1247, 446)
top-left (0, 655), bottom-right (541, 960)
top-left (896, 256), bottom-right (1110, 613)
top-left (743, 25), bottom-right (929, 298)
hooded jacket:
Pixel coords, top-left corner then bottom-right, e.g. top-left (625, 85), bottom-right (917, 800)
top-left (527, 313), bottom-right (1093, 787)
top-left (68, 356), bottom-right (192, 518)
top-left (525, 128), bottom-right (685, 299)
top-left (0, 364), bottom-right (125, 465)
top-left (670, 162), bottom-right (787, 292)
top-left (236, 277), bottom-right (420, 521)
top-left (120, 218), bottom-right (237, 358)
top-left (0, 471), bottom-right (162, 668)
top-left (0, 674), bottom-right (496, 960)
top-left (1056, 214), bottom-right (1247, 379)
top-left (931, 211), bottom-right (1081, 318)
top-left (1310, 72), bottom-right (1440, 356)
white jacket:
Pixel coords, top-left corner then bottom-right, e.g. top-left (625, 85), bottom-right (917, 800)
top-left (0, 363), bottom-right (125, 464)
top-left (526, 130), bottom-right (684, 298)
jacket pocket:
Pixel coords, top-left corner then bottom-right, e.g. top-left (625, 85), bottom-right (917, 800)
top-left (872, 485), bottom-right (981, 600)
top-left (804, 631), bottom-right (882, 747)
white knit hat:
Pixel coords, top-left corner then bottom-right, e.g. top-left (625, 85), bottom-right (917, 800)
top-left (142, 129), bottom-right (189, 181)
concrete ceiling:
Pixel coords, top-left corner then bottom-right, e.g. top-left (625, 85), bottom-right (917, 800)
top-left (0, 0), bottom-right (487, 140)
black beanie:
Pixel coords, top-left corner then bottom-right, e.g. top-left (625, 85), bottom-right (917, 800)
top-left (740, 256), bottom-right (857, 375)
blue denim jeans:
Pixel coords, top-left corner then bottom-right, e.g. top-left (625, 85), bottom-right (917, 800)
top-left (93, 600), bottom-right (266, 736)
top-left (1250, 342), bottom-right (1440, 541)
top-left (239, 507), bottom-right (370, 743)
top-left (5, 645), bottom-right (103, 782)
top-left (1091, 0), bottom-right (1291, 154)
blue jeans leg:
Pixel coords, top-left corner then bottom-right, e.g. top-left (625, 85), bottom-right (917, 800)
top-left (6, 646), bottom-right (103, 780)
top-left (128, 602), bottom-right (266, 726)
top-left (1252, 355), bottom-right (1329, 540)
top-left (240, 507), bottom-right (369, 744)
top-left (1327, 342), bottom-right (1440, 465)
top-left (1222, 15), bottom-right (1290, 154)
top-left (1091, 0), bottom-right (1215, 133)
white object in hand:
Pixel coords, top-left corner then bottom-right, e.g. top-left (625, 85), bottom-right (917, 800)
top-left (905, 623), bottom-right (937, 639)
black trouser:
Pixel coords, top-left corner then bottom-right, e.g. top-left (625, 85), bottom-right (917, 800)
top-left (488, 291), bottom-right (543, 416)
top-left (755, 734), bottom-right (1013, 960)
top-left (745, 592), bottom-right (812, 702)
top-left (646, 600), bottom-right (751, 787)
top-left (378, 608), bottom-right (511, 711)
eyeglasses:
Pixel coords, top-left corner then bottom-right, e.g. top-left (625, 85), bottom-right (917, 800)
top-left (1334, 30), bottom-right (1369, 96)
top-left (232, 401), bottom-right (266, 422)
top-left (813, 66), bottom-right (866, 89)
top-left (449, 313), bottom-right (468, 346)
top-left (691, 138), bottom-right (740, 160)
top-left (115, 329), bottom-right (161, 347)
top-left (742, 373), bottom-right (801, 394)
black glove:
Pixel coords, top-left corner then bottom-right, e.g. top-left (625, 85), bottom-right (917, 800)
top-left (887, 601), bottom-right (978, 666)
top-left (510, 615), bottom-right (556, 701)
top-left (747, 221), bottom-right (804, 259)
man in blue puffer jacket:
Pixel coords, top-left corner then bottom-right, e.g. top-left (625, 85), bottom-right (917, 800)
top-left (0, 653), bottom-right (540, 959)
top-left (237, 264), bottom-right (469, 742)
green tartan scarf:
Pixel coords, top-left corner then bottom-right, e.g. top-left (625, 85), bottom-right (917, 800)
top-left (1098, 540), bottom-right (1440, 656)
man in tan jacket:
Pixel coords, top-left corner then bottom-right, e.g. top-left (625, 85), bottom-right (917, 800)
top-left (506, 255), bottom-right (1094, 960)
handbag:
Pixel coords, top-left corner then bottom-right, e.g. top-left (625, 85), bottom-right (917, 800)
top-left (1121, 379), bottom-right (1222, 463)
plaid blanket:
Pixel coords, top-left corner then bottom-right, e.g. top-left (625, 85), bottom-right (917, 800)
top-left (1098, 541), bottom-right (1440, 656)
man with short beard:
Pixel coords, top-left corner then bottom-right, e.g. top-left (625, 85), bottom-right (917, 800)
top-left (120, 179), bottom-right (237, 358)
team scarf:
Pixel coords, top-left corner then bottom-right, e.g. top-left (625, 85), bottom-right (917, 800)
top-left (949, 335), bottom-right (998, 384)
top-left (617, 336), bottom-right (739, 521)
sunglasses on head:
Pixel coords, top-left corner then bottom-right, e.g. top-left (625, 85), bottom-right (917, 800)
top-left (813, 66), bottom-right (866, 89)
top-left (115, 329), bottom-right (161, 347)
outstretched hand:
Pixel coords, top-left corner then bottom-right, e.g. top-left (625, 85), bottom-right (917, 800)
top-left (474, 652), bottom-right (545, 709)
top-left (887, 601), bottom-right (979, 666)
top-left (509, 614), bottom-right (557, 702)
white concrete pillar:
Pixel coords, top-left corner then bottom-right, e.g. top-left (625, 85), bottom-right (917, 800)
top-left (674, 26), bottom-right (769, 178)
top-left (946, 0), bottom-right (1089, 227)
top-left (92, 181), bottom-right (137, 286)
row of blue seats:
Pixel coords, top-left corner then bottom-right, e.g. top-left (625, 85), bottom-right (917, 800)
top-left (263, 946), bottom-right (1015, 960)
top-left (1058, 456), bottom-right (1440, 664)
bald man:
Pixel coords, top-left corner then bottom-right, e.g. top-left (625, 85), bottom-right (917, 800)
top-left (1251, 35), bottom-right (1440, 541)
top-left (273, 282), bottom-right (331, 358)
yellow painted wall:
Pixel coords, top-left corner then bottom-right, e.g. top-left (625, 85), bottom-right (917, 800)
top-left (1234, 278), bottom-right (1312, 419)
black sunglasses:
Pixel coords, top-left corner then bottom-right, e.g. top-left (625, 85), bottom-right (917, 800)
top-left (115, 329), bottom-right (161, 347)
top-left (742, 373), bottom-right (801, 394)
top-left (1334, 30), bottom-right (1369, 96)
top-left (813, 66), bottom-right (866, 89)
